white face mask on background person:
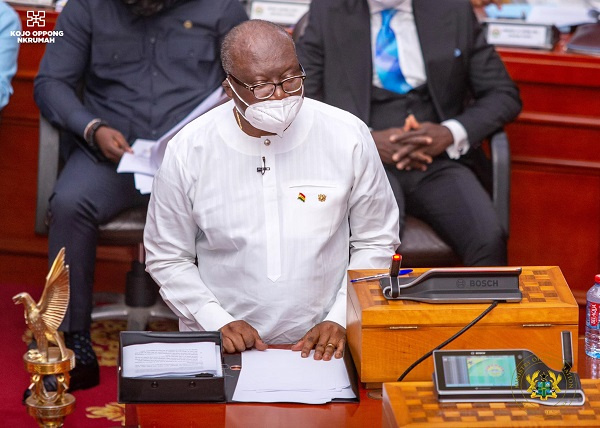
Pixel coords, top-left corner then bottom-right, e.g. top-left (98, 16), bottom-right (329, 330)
top-left (228, 79), bottom-right (304, 137)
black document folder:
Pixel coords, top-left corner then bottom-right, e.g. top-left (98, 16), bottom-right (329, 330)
top-left (118, 331), bottom-right (359, 404)
top-left (118, 331), bottom-right (229, 403)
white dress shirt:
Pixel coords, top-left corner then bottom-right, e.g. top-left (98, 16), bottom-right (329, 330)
top-left (144, 98), bottom-right (400, 344)
top-left (367, 0), bottom-right (469, 158)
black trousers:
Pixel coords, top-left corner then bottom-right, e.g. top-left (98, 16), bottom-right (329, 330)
top-left (47, 149), bottom-right (149, 332)
top-left (385, 158), bottom-right (507, 266)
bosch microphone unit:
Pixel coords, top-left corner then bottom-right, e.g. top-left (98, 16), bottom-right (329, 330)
top-left (379, 267), bottom-right (523, 303)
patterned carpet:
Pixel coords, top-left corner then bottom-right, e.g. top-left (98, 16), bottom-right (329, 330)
top-left (1, 282), bottom-right (177, 427)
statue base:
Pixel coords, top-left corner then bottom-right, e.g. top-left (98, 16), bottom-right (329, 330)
top-left (23, 347), bottom-right (76, 427)
top-left (25, 393), bottom-right (76, 428)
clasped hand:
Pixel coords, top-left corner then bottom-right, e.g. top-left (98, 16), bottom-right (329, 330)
top-left (371, 115), bottom-right (453, 171)
top-left (220, 320), bottom-right (346, 361)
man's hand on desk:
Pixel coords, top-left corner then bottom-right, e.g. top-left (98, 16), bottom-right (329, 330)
top-left (219, 320), bottom-right (268, 353)
top-left (291, 321), bottom-right (346, 361)
top-left (95, 126), bottom-right (133, 163)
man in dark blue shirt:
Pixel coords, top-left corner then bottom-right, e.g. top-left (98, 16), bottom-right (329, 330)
top-left (33, 0), bottom-right (247, 392)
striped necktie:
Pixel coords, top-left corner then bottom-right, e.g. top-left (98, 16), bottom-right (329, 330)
top-left (375, 9), bottom-right (412, 94)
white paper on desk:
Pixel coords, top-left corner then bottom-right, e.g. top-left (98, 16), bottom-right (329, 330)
top-left (232, 349), bottom-right (356, 404)
top-left (526, 6), bottom-right (596, 27)
top-left (122, 341), bottom-right (222, 378)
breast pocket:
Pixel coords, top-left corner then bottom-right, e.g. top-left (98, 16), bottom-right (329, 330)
top-left (91, 40), bottom-right (143, 71)
top-left (168, 35), bottom-right (216, 89)
top-left (282, 182), bottom-right (347, 239)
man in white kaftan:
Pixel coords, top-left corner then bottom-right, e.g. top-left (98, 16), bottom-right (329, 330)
top-left (144, 20), bottom-right (399, 361)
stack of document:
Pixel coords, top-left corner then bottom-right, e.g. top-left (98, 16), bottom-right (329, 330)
top-left (121, 341), bottom-right (223, 378)
top-left (117, 87), bottom-right (228, 194)
top-left (232, 349), bottom-right (356, 404)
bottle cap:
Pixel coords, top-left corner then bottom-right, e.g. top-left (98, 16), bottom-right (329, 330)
top-left (596, 274), bottom-right (600, 283)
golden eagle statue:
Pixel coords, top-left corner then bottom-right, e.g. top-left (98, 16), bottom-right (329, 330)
top-left (13, 248), bottom-right (70, 361)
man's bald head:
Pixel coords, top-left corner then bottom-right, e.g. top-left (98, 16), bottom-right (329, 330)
top-left (221, 20), bottom-right (297, 77)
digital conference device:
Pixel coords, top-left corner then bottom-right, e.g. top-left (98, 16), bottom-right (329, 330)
top-left (432, 332), bottom-right (584, 406)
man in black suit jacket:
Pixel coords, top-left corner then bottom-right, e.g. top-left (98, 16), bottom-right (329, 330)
top-left (297, 0), bottom-right (522, 266)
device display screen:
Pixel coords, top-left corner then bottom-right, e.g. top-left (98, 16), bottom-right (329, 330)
top-left (442, 355), bottom-right (518, 387)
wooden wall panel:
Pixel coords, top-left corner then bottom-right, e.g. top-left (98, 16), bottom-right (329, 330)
top-left (508, 121), bottom-right (600, 162)
top-left (499, 38), bottom-right (600, 324)
top-left (508, 169), bottom-right (600, 287)
top-left (0, 121), bottom-right (39, 239)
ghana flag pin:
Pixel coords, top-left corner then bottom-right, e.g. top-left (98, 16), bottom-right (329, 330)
top-left (297, 192), bottom-right (306, 202)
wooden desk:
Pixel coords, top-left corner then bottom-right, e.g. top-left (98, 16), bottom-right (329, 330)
top-left (383, 379), bottom-right (600, 427)
top-left (347, 266), bottom-right (578, 384)
top-left (124, 338), bottom-right (600, 428)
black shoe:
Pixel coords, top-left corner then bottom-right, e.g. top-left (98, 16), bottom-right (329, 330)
top-left (22, 359), bottom-right (100, 404)
top-left (69, 359), bottom-right (100, 391)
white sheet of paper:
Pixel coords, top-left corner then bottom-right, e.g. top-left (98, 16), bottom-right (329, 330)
top-left (117, 139), bottom-right (156, 175)
top-left (232, 349), bottom-right (356, 404)
top-left (134, 173), bottom-right (154, 194)
top-left (122, 341), bottom-right (222, 378)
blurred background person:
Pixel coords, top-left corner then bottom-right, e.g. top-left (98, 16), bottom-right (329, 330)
top-left (297, 0), bottom-right (521, 267)
top-left (0, 0), bottom-right (20, 111)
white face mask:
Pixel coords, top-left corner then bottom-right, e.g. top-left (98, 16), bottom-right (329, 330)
top-left (228, 78), bottom-right (304, 137)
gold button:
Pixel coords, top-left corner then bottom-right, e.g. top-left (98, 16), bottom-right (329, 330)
top-left (183, 20), bottom-right (193, 29)
top-left (264, 139), bottom-right (271, 146)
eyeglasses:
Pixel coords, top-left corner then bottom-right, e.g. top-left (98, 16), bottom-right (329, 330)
top-left (228, 64), bottom-right (306, 100)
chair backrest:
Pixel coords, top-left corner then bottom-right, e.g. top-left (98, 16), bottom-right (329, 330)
top-left (398, 131), bottom-right (511, 267)
top-left (35, 114), bottom-right (60, 235)
top-left (292, 11), bottom-right (310, 43)
top-left (35, 114), bottom-right (147, 245)
top-left (490, 130), bottom-right (511, 235)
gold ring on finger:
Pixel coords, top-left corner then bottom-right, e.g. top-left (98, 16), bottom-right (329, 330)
top-left (326, 343), bottom-right (335, 348)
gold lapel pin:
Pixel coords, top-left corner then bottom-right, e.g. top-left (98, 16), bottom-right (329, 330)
top-left (318, 194), bottom-right (326, 202)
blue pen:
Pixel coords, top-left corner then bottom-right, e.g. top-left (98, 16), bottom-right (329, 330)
top-left (350, 269), bottom-right (413, 283)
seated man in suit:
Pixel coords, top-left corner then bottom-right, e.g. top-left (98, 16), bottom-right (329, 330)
top-left (33, 0), bottom-right (247, 392)
top-left (0, 0), bottom-right (20, 111)
top-left (296, 0), bottom-right (522, 266)
top-left (144, 19), bottom-right (399, 361)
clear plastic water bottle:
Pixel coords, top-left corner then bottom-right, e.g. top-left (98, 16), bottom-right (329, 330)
top-left (585, 274), bottom-right (600, 358)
